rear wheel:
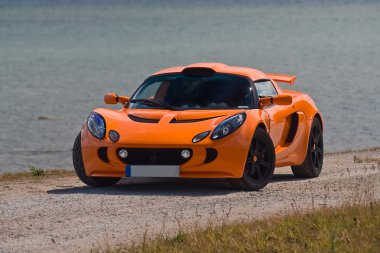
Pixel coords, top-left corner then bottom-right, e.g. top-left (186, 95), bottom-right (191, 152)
top-left (230, 128), bottom-right (275, 191)
top-left (73, 133), bottom-right (120, 187)
top-left (291, 117), bottom-right (323, 178)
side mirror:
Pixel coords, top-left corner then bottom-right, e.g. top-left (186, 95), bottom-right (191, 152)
top-left (259, 94), bottom-right (292, 109)
top-left (104, 93), bottom-right (130, 107)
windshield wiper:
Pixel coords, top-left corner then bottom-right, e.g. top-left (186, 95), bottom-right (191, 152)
top-left (130, 98), bottom-right (176, 110)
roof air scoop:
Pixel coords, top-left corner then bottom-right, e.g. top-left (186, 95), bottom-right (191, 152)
top-left (182, 67), bottom-right (216, 77)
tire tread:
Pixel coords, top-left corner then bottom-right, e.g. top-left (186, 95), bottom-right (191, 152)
top-left (230, 128), bottom-right (275, 191)
top-left (291, 118), bottom-right (323, 178)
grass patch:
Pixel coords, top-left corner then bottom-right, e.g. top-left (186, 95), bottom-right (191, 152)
top-left (112, 202), bottom-right (380, 253)
top-left (29, 165), bottom-right (45, 176)
top-left (353, 155), bottom-right (380, 164)
top-left (0, 168), bottom-right (74, 181)
top-left (325, 146), bottom-right (379, 155)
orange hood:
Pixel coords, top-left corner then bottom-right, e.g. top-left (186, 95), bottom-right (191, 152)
top-left (93, 108), bottom-right (245, 146)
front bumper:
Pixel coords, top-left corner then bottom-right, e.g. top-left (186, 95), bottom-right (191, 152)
top-left (80, 127), bottom-right (250, 179)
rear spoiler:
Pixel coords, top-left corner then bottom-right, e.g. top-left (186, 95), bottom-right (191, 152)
top-left (267, 73), bottom-right (296, 86)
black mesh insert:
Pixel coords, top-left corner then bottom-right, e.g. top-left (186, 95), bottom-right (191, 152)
top-left (117, 148), bottom-right (192, 165)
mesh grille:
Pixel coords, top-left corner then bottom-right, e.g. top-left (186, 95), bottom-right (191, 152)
top-left (117, 148), bottom-right (192, 165)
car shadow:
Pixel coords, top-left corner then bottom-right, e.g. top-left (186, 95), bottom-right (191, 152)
top-left (47, 173), bottom-right (306, 197)
top-left (271, 173), bottom-right (308, 183)
top-left (47, 178), bottom-right (234, 197)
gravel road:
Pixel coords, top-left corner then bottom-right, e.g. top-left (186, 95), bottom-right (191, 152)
top-left (0, 148), bottom-right (379, 253)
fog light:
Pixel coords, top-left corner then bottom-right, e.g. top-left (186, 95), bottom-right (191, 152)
top-left (109, 130), bottom-right (120, 142)
top-left (181, 149), bottom-right (191, 159)
top-left (118, 149), bottom-right (128, 158)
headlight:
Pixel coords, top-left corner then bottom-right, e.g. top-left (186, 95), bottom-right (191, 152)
top-left (211, 113), bottom-right (246, 140)
top-left (87, 112), bottom-right (106, 139)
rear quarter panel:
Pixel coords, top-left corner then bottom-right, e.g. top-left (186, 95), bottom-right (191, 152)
top-left (275, 89), bottom-right (323, 166)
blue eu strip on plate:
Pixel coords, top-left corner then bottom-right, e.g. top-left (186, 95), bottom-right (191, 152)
top-left (125, 165), bottom-right (132, 177)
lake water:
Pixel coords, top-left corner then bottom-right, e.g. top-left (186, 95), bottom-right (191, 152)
top-left (0, 0), bottom-right (379, 172)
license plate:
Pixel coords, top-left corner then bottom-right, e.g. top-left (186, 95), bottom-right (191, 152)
top-left (125, 165), bottom-right (179, 177)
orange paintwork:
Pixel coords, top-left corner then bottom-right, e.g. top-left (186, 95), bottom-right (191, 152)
top-left (80, 63), bottom-right (322, 178)
top-left (267, 73), bottom-right (296, 85)
top-left (104, 93), bottom-right (130, 107)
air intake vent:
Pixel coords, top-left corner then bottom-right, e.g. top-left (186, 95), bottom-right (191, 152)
top-left (170, 115), bottom-right (222, 123)
top-left (205, 148), bottom-right (218, 163)
top-left (286, 113), bottom-right (299, 143)
top-left (128, 114), bottom-right (160, 123)
top-left (117, 148), bottom-right (192, 165)
top-left (182, 67), bottom-right (216, 77)
top-left (98, 147), bottom-right (109, 163)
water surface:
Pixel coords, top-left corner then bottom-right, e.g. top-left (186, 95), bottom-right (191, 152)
top-left (0, 0), bottom-right (379, 171)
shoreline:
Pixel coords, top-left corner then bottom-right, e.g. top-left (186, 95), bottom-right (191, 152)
top-left (0, 146), bottom-right (378, 183)
top-left (1, 146), bottom-right (378, 175)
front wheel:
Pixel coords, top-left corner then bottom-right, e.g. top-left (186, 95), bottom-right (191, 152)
top-left (230, 128), bottom-right (276, 191)
top-left (291, 117), bottom-right (323, 178)
top-left (73, 133), bottom-right (120, 187)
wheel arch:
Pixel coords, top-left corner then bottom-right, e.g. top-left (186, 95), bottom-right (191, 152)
top-left (256, 122), bottom-right (267, 132)
top-left (313, 112), bottom-right (323, 130)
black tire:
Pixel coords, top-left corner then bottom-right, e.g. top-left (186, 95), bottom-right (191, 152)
top-left (73, 133), bottom-right (120, 187)
top-left (291, 117), bottom-right (323, 178)
top-left (230, 128), bottom-right (276, 191)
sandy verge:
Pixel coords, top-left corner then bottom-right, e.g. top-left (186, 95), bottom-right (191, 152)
top-left (0, 148), bottom-right (379, 253)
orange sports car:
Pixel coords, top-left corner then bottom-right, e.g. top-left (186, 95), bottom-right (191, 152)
top-left (73, 63), bottom-right (323, 190)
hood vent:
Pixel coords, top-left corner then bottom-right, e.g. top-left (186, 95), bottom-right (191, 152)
top-left (128, 114), bottom-right (160, 123)
top-left (170, 115), bottom-right (223, 123)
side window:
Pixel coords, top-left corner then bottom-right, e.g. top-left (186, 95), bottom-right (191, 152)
top-left (254, 81), bottom-right (278, 97)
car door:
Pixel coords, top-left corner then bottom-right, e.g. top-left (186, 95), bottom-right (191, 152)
top-left (254, 80), bottom-right (294, 148)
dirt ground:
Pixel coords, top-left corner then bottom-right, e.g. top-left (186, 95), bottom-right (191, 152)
top-left (0, 148), bottom-right (379, 253)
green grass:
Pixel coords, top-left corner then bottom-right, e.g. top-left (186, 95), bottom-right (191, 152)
top-left (110, 202), bottom-right (380, 253)
top-left (29, 165), bottom-right (45, 176)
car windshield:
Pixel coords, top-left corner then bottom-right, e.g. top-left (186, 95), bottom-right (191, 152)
top-left (130, 74), bottom-right (253, 110)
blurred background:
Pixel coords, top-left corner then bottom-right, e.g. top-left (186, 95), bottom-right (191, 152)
top-left (0, 0), bottom-right (379, 172)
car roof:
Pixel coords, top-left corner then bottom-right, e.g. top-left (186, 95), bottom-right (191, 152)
top-left (152, 62), bottom-right (269, 81)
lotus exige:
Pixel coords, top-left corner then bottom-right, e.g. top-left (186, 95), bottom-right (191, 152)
top-left (73, 63), bottom-right (323, 190)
